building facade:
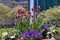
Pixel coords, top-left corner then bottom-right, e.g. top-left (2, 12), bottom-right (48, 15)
top-left (0, 0), bottom-right (30, 10)
top-left (37, 0), bottom-right (60, 10)
top-left (0, 0), bottom-right (60, 11)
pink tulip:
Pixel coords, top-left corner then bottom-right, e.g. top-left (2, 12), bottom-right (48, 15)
top-left (32, 6), bottom-right (37, 12)
top-left (18, 9), bottom-right (24, 14)
top-left (15, 13), bottom-right (20, 19)
top-left (33, 6), bottom-right (37, 9)
top-left (16, 15), bottom-right (20, 19)
top-left (36, 9), bottom-right (39, 13)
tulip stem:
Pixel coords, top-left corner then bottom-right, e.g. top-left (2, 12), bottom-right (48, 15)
top-left (35, 12), bottom-right (36, 21)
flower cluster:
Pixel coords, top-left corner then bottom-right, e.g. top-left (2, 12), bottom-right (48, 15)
top-left (41, 24), bottom-right (48, 29)
top-left (32, 6), bottom-right (41, 13)
top-left (14, 9), bottom-right (31, 19)
top-left (21, 30), bottom-right (42, 38)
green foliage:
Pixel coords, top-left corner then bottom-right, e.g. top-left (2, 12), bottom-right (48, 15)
top-left (38, 6), bottom-right (60, 22)
top-left (0, 28), bottom-right (14, 35)
top-left (0, 3), bottom-right (11, 22)
top-left (7, 6), bottom-right (26, 17)
top-left (0, 28), bottom-right (18, 37)
top-left (0, 3), bottom-right (10, 18)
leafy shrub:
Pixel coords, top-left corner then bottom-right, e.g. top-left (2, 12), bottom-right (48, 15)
top-left (0, 3), bottom-right (11, 22)
top-left (38, 6), bottom-right (60, 22)
top-left (0, 3), bottom-right (10, 18)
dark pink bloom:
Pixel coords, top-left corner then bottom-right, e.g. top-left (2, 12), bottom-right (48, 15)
top-left (32, 6), bottom-right (41, 12)
top-left (15, 13), bottom-right (20, 19)
top-left (32, 6), bottom-right (37, 12)
top-left (36, 9), bottom-right (39, 13)
top-left (16, 16), bottom-right (20, 19)
top-left (18, 9), bottom-right (24, 14)
top-left (27, 11), bottom-right (31, 14)
top-left (33, 6), bottom-right (37, 9)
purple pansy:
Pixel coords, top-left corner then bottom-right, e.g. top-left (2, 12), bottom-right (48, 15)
top-left (21, 30), bottom-right (42, 38)
top-left (41, 24), bottom-right (48, 29)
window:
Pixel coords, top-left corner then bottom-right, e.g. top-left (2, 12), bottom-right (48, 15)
top-left (15, 0), bottom-right (21, 2)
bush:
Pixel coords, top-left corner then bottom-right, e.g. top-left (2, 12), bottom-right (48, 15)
top-left (38, 6), bottom-right (60, 22)
top-left (0, 3), bottom-right (10, 17)
top-left (0, 3), bottom-right (11, 22)
top-left (0, 28), bottom-right (18, 40)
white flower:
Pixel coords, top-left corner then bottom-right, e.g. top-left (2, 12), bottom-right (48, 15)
top-left (52, 30), bottom-right (56, 32)
top-left (47, 32), bottom-right (52, 34)
top-left (2, 32), bottom-right (8, 37)
top-left (20, 37), bottom-right (24, 40)
top-left (50, 26), bottom-right (55, 30)
top-left (10, 36), bottom-right (15, 38)
top-left (23, 16), bottom-right (25, 18)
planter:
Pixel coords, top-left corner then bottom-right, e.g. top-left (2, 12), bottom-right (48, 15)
top-left (42, 39), bottom-right (55, 40)
top-left (42, 38), bottom-right (56, 40)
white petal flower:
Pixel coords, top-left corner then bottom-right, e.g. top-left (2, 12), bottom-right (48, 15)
top-left (2, 32), bottom-right (8, 37)
top-left (47, 32), bottom-right (52, 34)
top-left (10, 36), bottom-right (15, 38)
top-left (52, 30), bottom-right (56, 32)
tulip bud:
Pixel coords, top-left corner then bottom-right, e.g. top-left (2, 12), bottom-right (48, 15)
top-left (27, 11), bottom-right (31, 14)
top-left (32, 6), bottom-right (37, 12)
top-left (36, 9), bottom-right (39, 13)
top-left (15, 13), bottom-right (20, 19)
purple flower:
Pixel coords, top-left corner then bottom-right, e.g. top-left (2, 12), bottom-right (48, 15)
top-left (41, 24), bottom-right (48, 29)
top-left (21, 30), bottom-right (42, 38)
top-left (21, 31), bottom-right (29, 37)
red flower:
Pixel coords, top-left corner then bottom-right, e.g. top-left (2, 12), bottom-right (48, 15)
top-left (27, 11), bottom-right (31, 14)
top-left (33, 6), bottom-right (37, 9)
top-left (32, 6), bottom-right (41, 12)
top-left (36, 9), bottom-right (39, 13)
top-left (18, 9), bottom-right (24, 14)
top-left (32, 6), bottom-right (37, 12)
top-left (16, 15), bottom-right (20, 19)
top-left (32, 8), bottom-right (34, 11)
top-left (14, 13), bottom-right (20, 19)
